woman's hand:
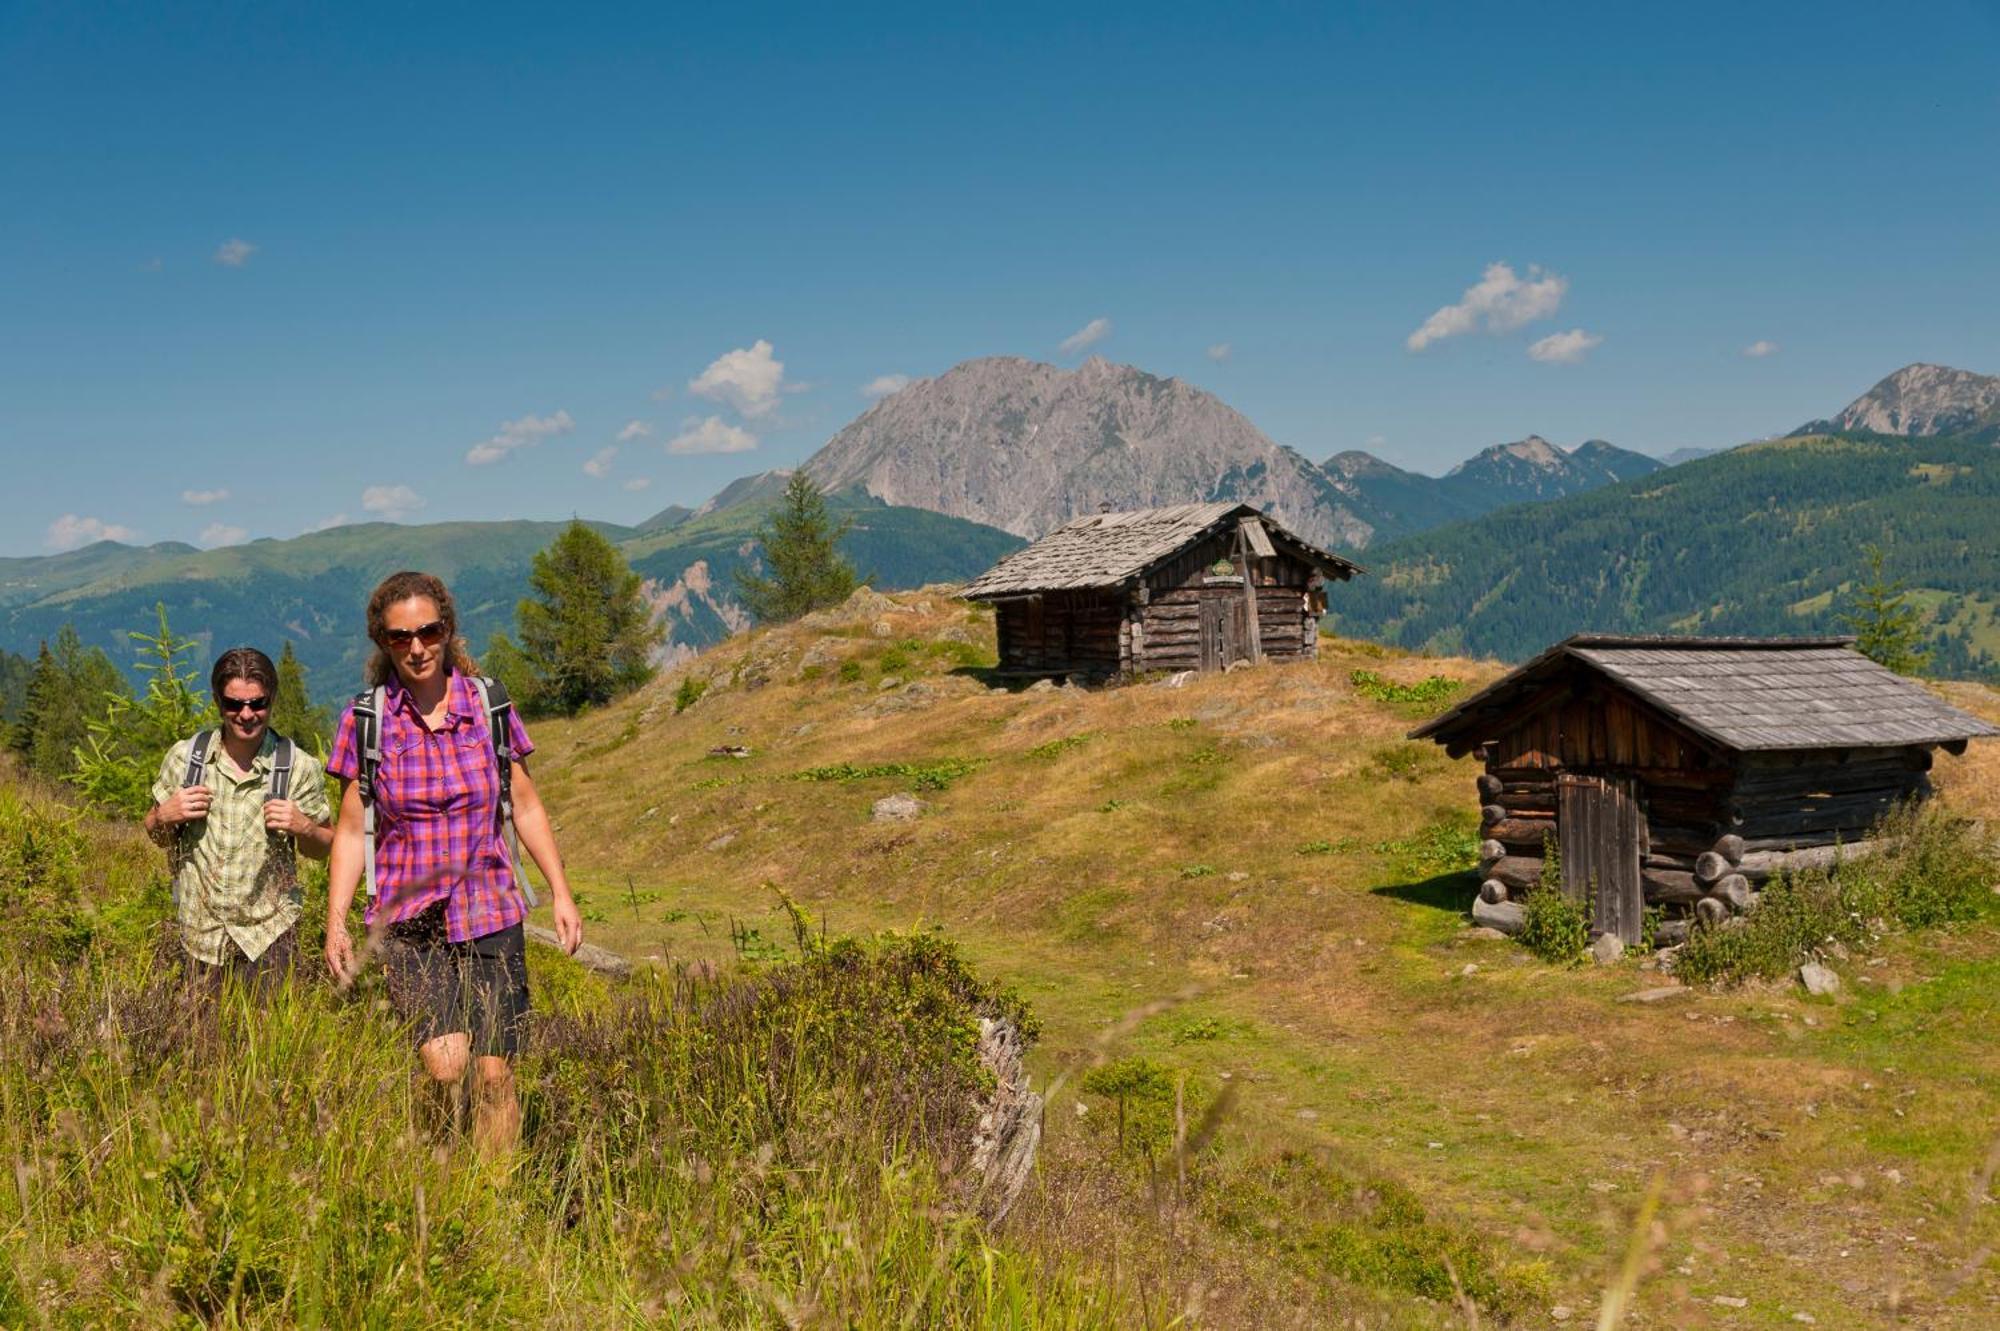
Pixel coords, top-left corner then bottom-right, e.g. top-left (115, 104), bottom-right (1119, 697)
top-left (550, 889), bottom-right (583, 955)
top-left (325, 922), bottom-right (356, 987)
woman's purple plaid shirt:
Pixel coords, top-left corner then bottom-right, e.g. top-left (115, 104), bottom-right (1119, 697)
top-left (328, 671), bottom-right (535, 944)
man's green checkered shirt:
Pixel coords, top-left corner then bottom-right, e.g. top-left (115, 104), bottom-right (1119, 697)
top-left (151, 732), bottom-right (331, 965)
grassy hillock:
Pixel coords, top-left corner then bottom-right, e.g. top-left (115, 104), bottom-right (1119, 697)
top-left (514, 590), bottom-right (2000, 1327)
top-left (1330, 431), bottom-right (2000, 678)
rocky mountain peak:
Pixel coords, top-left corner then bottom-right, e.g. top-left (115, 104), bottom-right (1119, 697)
top-left (800, 355), bottom-right (1374, 550)
top-left (1816, 363), bottom-right (2000, 439)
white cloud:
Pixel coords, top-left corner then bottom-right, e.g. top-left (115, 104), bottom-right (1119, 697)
top-left (1206, 342), bottom-right (1232, 363)
top-left (665, 415), bottom-right (759, 455)
top-left (45, 514), bottom-right (140, 551)
top-left (1059, 317), bottom-right (1113, 355)
top-left (861, 373), bottom-right (911, 400)
top-left (649, 385), bottom-right (675, 403)
top-left (1406, 262), bottom-right (1568, 352)
top-left (583, 446), bottom-right (618, 478)
top-left (213, 238), bottom-right (255, 268)
top-left (615, 419), bottom-right (652, 443)
top-left (622, 476), bottom-right (653, 492)
top-left (465, 409), bottom-right (575, 465)
top-left (1743, 339), bottom-right (1781, 358)
top-left (1526, 328), bottom-right (1603, 364)
top-left (688, 340), bottom-right (786, 418)
top-left (362, 484), bottom-right (426, 520)
top-left (199, 522), bottom-right (249, 547)
top-left (303, 513), bottom-right (350, 534)
top-left (181, 487), bottom-right (231, 506)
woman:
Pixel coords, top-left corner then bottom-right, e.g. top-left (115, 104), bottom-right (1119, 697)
top-left (324, 570), bottom-right (582, 1154)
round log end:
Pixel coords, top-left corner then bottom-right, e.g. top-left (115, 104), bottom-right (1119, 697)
top-left (1478, 878), bottom-right (1509, 904)
top-left (1694, 851), bottom-right (1731, 884)
top-left (1476, 773), bottom-right (1504, 799)
top-left (1694, 896), bottom-right (1729, 929)
top-left (1714, 874), bottom-right (1753, 910)
top-left (1480, 803), bottom-right (1508, 827)
top-left (1712, 833), bottom-right (1745, 864)
top-left (1478, 839), bottom-right (1507, 866)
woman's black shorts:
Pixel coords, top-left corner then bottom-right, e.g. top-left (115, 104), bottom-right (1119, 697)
top-left (380, 903), bottom-right (528, 1057)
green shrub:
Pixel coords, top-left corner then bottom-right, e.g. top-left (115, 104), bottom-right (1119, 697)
top-left (837, 659), bottom-right (864, 684)
top-left (1027, 733), bottom-right (1092, 759)
top-left (672, 675), bottom-right (708, 713)
top-left (788, 757), bottom-right (983, 792)
top-left (1079, 1056), bottom-right (1206, 1156)
top-left (877, 647), bottom-right (911, 674)
top-left (1517, 834), bottom-right (1588, 964)
top-left (1349, 669), bottom-right (1463, 708)
top-left (1675, 802), bottom-right (1998, 987)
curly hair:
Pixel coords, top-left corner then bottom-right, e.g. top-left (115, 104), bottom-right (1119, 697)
top-left (363, 570), bottom-right (480, 686)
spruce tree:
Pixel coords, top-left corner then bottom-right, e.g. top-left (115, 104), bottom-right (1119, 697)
top-left (515, 520), bottom-right (663, 715)
top-left (71, 604), bottom-right (213, 814)
top-left (1840, 544), bottom-right (1933, 676)
top-left (271, 640), bottom-right (334, 752)
top-left (734, 475), bottom-right (861, 624)
top-left (12, 627), bottom-right (128, 782)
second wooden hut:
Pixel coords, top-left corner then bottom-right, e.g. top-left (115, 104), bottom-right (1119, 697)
top-left (1410, 635), bottom-right (1999, 944)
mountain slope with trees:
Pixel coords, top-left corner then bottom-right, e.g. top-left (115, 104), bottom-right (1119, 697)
top-left (0, 496), bottom-right (1021, 705)
top-left (1330, 431), bottom-right (2000, 678)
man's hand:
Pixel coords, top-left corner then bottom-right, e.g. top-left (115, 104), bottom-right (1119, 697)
top-left (263, 799), bottom-right (313, 837)
top-left (155, 785), bottom-right (213, 826)
top-left (325, 922), bottom-right (356, 987)
top-left (550, 890), bottom-right (583, 955)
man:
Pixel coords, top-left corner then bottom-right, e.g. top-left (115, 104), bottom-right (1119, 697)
top-left (144, 646), bottom-right (334, 988)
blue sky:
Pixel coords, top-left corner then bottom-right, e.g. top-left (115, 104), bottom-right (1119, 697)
top-left (3, 1), bottom-right (1997, 554)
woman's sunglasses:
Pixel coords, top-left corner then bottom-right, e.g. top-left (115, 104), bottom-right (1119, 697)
top-left (219, 695), bottom-right (270, 714)
top-left (383, 620), bottom-right (448, 650)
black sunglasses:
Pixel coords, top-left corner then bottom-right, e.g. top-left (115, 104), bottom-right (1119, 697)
top-left (383, 620), bottom-right (448, 649)
top-left (219, 695), bottom-right (270, 714)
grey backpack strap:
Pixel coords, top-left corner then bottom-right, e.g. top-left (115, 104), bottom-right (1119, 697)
top-left (267, 734), bottom-right (295, 803)
top-left (353, 689), bottom-right (384, 899)
top-left (183, 729), bottom-right (215, 789)
top-left (471, 675), bottom-right (537, 909)
top-left (266, 735), bottom-right (296, 855)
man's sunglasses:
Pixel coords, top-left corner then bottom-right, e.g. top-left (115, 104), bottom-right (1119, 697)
top-left (219, 695), bottom-right (270, 714)
top-left (383, 620), bottom-right (449, 649)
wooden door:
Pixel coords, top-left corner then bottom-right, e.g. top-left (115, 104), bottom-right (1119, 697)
top-left (1199, 596), bottom-right (1246, 671)
top-left (1558, 774), bottom-right (1644, 944)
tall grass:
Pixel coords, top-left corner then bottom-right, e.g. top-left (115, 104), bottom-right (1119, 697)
top-left (0, 773), bottom-right (1115, 1328)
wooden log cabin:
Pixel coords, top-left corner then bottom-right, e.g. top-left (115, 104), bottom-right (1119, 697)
top-left (958, 503), bottom-right (1362, 679)
top-left (1409, 636), bottom-right (1999, 945)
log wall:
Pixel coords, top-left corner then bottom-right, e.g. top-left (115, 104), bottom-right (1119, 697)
top-left (992, 590), bottom-right (1126, 676)
top-left (1132, 528), bottom-right (1320, 673)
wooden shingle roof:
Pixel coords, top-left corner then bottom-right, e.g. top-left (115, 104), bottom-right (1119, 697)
top-left (1411, 634), bottom-right (2000, 754)
top-left (959, 502), bottom-right (1361, 600)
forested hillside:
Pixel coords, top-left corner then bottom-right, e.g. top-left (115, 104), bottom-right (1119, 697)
top-left (1330, 431), bottom-right (2000, 678)
top-left (0, 492), bottom-right (1021, 704)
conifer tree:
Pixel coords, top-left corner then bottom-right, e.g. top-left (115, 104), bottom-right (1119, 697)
top-left (1840, 544), bottom-right (1933, 676)
top-left (11, 626), bottom-right (128, 782)
top-left (734, 475), bottom-right (861, 624)
top-left (71, 605), bottom-right (213, 815)
top-left (514, 519), bottom-right (663, 715)
top-left (271, 640), bottom-right (334, 752)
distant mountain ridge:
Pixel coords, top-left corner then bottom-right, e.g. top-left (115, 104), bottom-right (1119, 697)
top-left (1323, 434), bottom-right (1663, 541)
top-left (1796, 363), bottom-right (2000, 441)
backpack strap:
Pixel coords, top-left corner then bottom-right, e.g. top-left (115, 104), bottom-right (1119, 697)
top-left (470, 675), bottom-right (538, 909)
top-left (267, 734), bottom-right (295, 803)
top-left (171, 729), bottom-right (217, 902)
top-left (352, 688), bottom-right (383, 899)
top-left (183, 729), bottom-right (215, 789)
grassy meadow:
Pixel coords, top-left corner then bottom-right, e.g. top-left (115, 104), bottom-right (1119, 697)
top-left (518, 588), bottom-right (2000, 1328)
top-left (5, 586), bottom-right (2000, 1327)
